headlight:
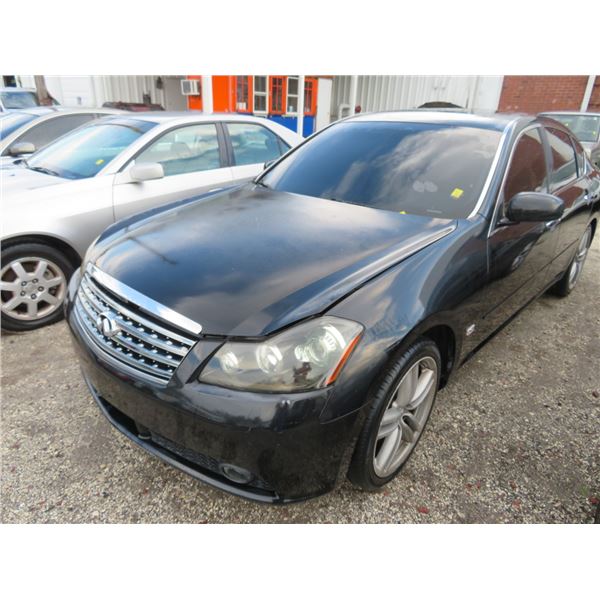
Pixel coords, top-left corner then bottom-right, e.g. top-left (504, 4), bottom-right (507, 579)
top-left (199, 317), bottom-right (363, 392)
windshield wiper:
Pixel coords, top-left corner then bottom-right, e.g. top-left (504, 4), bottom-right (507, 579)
top-left (29, 165), bottom-right (61, 177)
top-left (255, 180), bottom-right (270, 189)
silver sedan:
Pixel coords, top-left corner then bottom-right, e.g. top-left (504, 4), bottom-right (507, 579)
top-left (1, 112), bottom-right (303, 331)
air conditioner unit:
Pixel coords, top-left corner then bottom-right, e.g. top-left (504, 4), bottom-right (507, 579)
top-left (181, 79), bottom-right (200, 95)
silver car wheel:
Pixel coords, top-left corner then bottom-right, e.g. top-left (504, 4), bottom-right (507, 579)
top-left (373, 356), bottom-right (438, 477)
top-left (567, 227), bottom-right (592, 290)
top-left (0, 257), bottom-right (66, 321)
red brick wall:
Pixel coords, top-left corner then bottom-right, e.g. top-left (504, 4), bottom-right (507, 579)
top-left (497, 76), bottom-right (589, 114)
top-left (588, 76), bottom-right (600, 112)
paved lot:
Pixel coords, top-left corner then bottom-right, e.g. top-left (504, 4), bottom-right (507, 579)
top-left (1, 237), bottom-right (599, 523)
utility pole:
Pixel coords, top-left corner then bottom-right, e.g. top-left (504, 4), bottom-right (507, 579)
top-left (34, 75), bottom-right (52, 105)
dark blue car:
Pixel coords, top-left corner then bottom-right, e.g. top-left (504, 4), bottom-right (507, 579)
top-left (65, 111), bottom-right (600, 503)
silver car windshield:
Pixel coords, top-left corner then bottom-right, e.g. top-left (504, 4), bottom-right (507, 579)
top-left (26, 120), bottom-right (156, 180)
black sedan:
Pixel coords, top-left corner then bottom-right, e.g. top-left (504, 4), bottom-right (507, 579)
top-left (66, 111), bottom-right (600, 503)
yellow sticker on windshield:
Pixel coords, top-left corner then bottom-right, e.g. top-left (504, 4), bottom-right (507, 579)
top-left (451, 187), bottom-right (464, 199)
top-left (96, 159), bottom-right (105, 166)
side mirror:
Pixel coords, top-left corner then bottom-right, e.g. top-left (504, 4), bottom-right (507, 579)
top-left (505, 192), bottom-right (564, 223)
top-left (129, 162), bottom-right (164, 182)
top-left (8, 142), bottom-right (36, 156)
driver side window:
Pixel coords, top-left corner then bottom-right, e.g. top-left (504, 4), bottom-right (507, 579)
top-left (503, 128), bottom-right (548, 212)
top-left (135, 123), bottom-right (222, 177)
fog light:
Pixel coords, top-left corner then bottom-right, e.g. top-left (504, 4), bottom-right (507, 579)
top-left (221, 463), bottom-right (253, 484)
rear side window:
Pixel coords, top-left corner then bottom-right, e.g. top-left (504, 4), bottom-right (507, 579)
top-left (227, 122), bottom-right (289, 166)
top-left (13, 113), bottom-right (95, 150)
top-left (503, 128), bottom-right (548, 203)
top-left (135, 123), bottom-right (222, 176)
top-left (546, 127), bottom-right (578, 191)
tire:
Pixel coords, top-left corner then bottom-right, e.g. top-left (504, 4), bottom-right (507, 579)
top-left (348, 338), bottom-right (441, 491)
top-left (551, 225), bottom-right (593, 298)
top-left (1, 243), bottom-right (75, 332)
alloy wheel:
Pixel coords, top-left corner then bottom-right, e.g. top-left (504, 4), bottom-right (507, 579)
top-left (373, 356), bottom-right (438, 477)
top-left (0, 257), bottom-right (67, 321)
top-left (567, 227), bottom-right (592, 290)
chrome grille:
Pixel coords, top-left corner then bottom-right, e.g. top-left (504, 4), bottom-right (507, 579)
top-left (73, 270), bottom-right (196, 385)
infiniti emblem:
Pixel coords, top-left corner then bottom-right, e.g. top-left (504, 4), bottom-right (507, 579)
top-left (96, 311), bottom-right (120, 338)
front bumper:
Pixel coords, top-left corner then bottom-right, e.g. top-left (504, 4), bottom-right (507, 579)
top-left (66, 274), bottom-right (360, 503)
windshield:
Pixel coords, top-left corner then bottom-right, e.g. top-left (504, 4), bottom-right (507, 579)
top-left (546, 114), bottom-right (600, 143)
top-left (27, 120), bottom-right (156, 179)
top-left (0, 112), bottom-right (38, 140)
top-left (1, 90), bottom-right (39, 109)
top-left (260, 121), bottom-right (502, 219)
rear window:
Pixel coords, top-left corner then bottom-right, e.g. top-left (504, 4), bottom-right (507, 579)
top-left (0, 112), bottom-right (38, 141)
top-left (261, 121), bottom-right (501, 219)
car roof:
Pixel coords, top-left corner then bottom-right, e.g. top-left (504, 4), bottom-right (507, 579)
top-left (345, 110), bottom-right (528, 132)
top-left (108, 111), bottom-right (285, 125)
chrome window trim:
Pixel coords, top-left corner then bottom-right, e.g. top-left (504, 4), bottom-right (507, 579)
top-left (87, 264), bottom-right (203, 336)
top-left (467, 119), bottom-right (519, 220)
top-left (487, 123), bottom-right (546, 236)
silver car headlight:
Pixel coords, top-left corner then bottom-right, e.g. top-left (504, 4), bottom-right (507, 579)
top-left (199, 317), bottom-right (363, 392)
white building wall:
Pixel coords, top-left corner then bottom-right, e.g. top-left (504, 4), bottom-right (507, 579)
top-left (17, 75), bottom-right (168, 107)
top-left (331, 76), bottom-right (504, 120)
top-left (315, 77), bottom-right (332, 131)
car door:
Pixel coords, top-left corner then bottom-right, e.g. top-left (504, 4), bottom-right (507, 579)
top-left (542, 126), bottom-right (593, 280)
top-left (225, 121), bottom-right (291, 184)
top-left (112, 122), bottom-right (234, 221)
top-left (482, 126), bottom-right (559, 336)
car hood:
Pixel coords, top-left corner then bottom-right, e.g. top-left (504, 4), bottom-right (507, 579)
top-left (91, 185), bottom-right (456, 337)
top-left (0, 164), bottom-right (66, 192)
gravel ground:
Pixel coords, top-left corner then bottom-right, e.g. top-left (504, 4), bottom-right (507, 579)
top-left (1, 237), bottom-right (599, 524)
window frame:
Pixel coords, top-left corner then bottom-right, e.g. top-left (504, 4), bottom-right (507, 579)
top-left (269, 76), bottom-right (286, 115)
top-left (234, 76), bottom-right (252, 113)
top-left (222, 120), bottom-right (291, 167)
top-left (304, 77), bottom-right (318, 116)
top-left (568, 132), bottom-right (588, 178)
top-left (253, 76), bottom-right (268, 115)
top-left (122, 120), bottom-right (228, 174)
top-left (286, 76), bottom-right (299, 116)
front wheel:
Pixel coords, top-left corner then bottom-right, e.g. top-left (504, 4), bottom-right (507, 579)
top-left (348, 339), bottom-right (441, 491)
top-left (551, 225), bottom-right (593, 297)
top-left (1, 243), bottom-right (74, 332)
